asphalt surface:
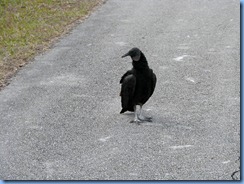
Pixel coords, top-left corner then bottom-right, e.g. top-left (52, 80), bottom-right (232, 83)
top-left (0, 0), bottom-right (240, 180)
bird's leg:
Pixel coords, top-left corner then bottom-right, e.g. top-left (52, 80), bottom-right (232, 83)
top-left (130, 105), bottom-right (142, 124)
top-left (138, 105), bottom-right (152, 122)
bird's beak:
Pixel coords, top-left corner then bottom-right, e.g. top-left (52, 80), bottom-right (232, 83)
top-left (121, 52), bottom-right (130, 58)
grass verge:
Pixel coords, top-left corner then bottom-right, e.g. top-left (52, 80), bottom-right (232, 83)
top-left (0, 0), bottom-right (103, 89)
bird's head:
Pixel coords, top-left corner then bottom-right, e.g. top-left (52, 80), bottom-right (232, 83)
top-left (122, 47), bottom-right (141, 61)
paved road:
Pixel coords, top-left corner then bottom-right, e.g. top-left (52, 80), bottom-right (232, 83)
top-left (0, 0), bottom-right (240, 180)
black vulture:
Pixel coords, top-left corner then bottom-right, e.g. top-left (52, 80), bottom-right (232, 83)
top-left (120, 47), bottom-right (157, 124)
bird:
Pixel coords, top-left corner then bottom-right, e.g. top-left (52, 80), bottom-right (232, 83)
top-left (119, 47), bottom-right (157, 124)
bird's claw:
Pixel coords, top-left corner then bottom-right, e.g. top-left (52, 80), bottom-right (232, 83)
top-left (130, 120), bottom-right (142, 125)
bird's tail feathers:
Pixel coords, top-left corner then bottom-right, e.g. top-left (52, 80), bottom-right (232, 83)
top-left (120, 108), bottom-right (126, 114)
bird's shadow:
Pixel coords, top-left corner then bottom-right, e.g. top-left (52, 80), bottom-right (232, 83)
top-left (121, 112), bottom-right (181, 129)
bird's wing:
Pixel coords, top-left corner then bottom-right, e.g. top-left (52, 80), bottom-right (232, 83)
top-left (150, 70), bottom-right (157, 96)
top-left (119, 70), bottom-right (134, 84)
top-left (120, 74), bottom-right (136, 111)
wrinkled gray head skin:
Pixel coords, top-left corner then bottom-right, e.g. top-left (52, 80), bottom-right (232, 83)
top-left (122, 47), bottom-right (141, 61)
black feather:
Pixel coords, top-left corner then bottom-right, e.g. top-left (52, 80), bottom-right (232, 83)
top-left (120, 48), bottom-right (157, 113)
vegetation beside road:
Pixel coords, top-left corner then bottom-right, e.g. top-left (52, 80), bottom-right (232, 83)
top-left (0, 0), bottom-right (102, 88)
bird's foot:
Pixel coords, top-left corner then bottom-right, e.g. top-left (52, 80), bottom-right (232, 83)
top-left (130, 119), bottom-right (142, 125)
top-left (139, 115), bottom-right (152, 122)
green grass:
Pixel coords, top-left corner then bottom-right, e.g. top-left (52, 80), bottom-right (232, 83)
top-left (0, 0), bottom-right (102, 88)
